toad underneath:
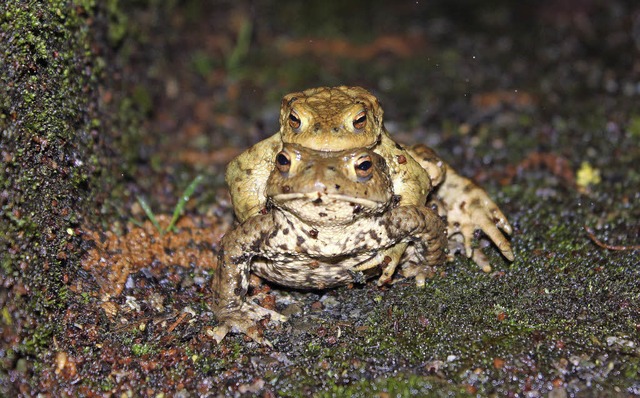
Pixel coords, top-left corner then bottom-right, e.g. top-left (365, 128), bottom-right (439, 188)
top-left (214, 86), bottom-right (514, 345)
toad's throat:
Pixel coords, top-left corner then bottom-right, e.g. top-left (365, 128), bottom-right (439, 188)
top-left (272, 192), bottom-right (383, 208)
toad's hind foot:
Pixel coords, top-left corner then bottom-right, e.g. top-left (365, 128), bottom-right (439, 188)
top-left (212, 302), bottom-right (287, 347)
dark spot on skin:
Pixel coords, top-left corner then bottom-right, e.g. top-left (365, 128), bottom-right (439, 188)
top-left (319, 212), bottom-right (327, 217)
top-left (395, 142), bottom-right (404, 150)
top-left (463, 184), bottom-right (474, 193)
top-left (233, 287), bottom-right (243, 296)
top-left (308, 260), bottom-right (320, 269)
top-left (249, 237), bottom-right (262, 253)
top-left (260, 207), bottom-right (269, 215)
top-left (353, 204), bottom-right (362, 214)
top-left (459, 201), bottom-right (467, 210)
top-left (328, 166), bottom-right (335, 171)
top-left (397, 154), bottom-right (407, 164)
top-left (297, 236), bottom-right (305, 246)
top-left (308, 229), bottom-right (319, 239)
top-left (370, 230), bottom-right (381, 243)
top-left (392, 195), bottom-right (402, 206)
top-left (335, 184), bottom-right (341, 190)
top-left (282, 228), bottom-right (289, 235)
top-left (312, 197), bottom-right (323, 205)
top-left (314, 122), bottom-right (321, 131)
top-left (278, 244), bottom-right (288, 250)
top-left (383, 256), bottom-right (392, 265)
top-left (282, 185), bottom-right (291, 193)
top-left (245, 169), bottom-right (252, 175)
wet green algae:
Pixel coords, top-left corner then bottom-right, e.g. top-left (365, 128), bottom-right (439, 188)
top-left (0, 0), bottom-right (117, 393)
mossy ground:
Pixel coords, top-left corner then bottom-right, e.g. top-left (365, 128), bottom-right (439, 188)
top-left (2, 0), bottom-right (639, 396)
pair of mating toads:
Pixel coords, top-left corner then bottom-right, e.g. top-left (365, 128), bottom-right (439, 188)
top-left (213, 86), bottom-right (514, 345)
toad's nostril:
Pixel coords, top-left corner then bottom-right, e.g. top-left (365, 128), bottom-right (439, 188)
top-left (314, 181), bottom-right (326, 191)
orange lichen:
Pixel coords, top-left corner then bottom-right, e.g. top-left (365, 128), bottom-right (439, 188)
top-left (82, 215), bottom-right (229, 297)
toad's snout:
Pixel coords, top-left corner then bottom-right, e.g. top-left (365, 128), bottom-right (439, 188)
top-left (313, 181), bottom-right (327, 192)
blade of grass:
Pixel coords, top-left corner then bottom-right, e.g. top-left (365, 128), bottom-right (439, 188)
top-left (136, 195), bottom-right (162, 233)
top-left (165, 175), bottom-right (204, 234)
top-left (128, 217), bottom-right (145, 229)
top-left (226, 18), bottom-right (252, 77)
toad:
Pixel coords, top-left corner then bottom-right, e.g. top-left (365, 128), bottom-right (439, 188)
top-left (226, 86), bottom-right (513, 284)
top-left (213, 144), bottom-right (447, 345)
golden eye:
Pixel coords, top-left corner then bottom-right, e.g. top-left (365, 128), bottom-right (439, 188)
top-left (353, 110), bottom-right (366, 130)
top-left (288, 110), bottom-right (301, 129)
top-left (276, 151), bottom-right (291, 173)
top-left (354, 154), bottom-right (373, 179)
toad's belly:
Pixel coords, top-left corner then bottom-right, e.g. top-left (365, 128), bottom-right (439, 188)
top-left (251, 254), bottom-right (377, 290)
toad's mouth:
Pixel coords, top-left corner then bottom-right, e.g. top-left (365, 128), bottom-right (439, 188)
top-left (272, 192), bottom-right (384, 209)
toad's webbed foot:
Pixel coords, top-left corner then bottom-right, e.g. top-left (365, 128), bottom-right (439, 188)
top-left (212, 302), bottom-right (287, 347)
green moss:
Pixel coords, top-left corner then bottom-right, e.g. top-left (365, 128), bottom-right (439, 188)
top-left (317, 374), bottom-right (471, 398)
top-left (131, 343), bottom-right (157, 357)
top-left (0, 1), bottom-right (128, 394)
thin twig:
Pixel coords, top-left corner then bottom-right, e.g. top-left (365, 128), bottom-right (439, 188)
top-left (166, 311), bottom-right (189, 333)
top-left (584, 225), bottom-right (640, 251)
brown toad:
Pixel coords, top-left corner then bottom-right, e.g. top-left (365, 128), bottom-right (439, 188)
top-left (213, 144), bottom-right (447, 345)
top-left (226, 86), bottom-right (513, 284)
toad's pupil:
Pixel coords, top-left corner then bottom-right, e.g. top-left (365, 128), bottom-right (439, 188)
top-left (277, 154), bottom-right (290, 165)
top-left (357, 160), bottom-right (372, 171)
top-left (353, 113), bottom-right (366, 129)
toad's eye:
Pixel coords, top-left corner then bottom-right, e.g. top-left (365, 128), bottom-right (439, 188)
top-left (276, 151), bottom-right (291, 173)
top-left (355, 155), bottom-right (373, 179)
top-left (353, 110), bottom-right (366, 130)
top-left (288, 110), bottom-right (301, 129)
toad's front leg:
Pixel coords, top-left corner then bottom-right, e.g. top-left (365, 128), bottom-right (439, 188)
top-left (434, 166), bottom-right (514, 264)
top-left (211, 215), bottom-right (286, 346)
top-left (407, 144), bottom-right (513, 266)
top-left (378, 205), bottom-right (448, 286)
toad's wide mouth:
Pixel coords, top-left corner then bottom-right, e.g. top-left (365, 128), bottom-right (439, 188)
top-left (271, 192), bottom-right (384, 209)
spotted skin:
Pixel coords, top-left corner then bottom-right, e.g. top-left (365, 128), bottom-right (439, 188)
top-left (213, 145), bottom-right (446, 345)
top-left (225, 87), bottom-right (513, 278)
top-left (218, 87), bottom-right (515, 344)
